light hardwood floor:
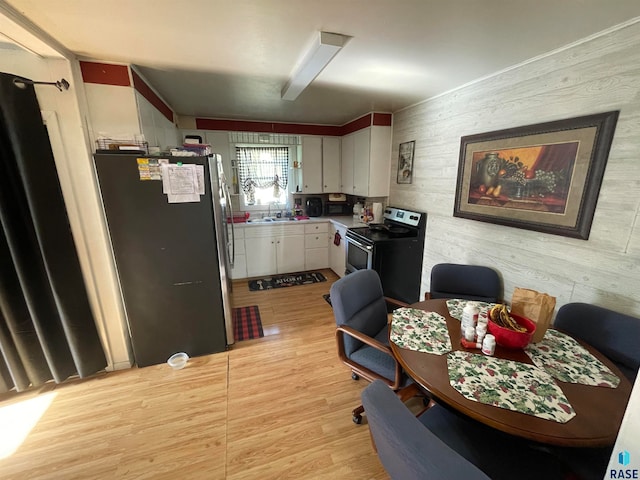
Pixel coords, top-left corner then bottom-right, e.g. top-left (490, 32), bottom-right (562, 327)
top-left (0, 269), bottom-right (388, 480)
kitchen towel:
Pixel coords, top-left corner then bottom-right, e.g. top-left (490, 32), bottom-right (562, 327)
top-left (372, 203), bottom-right (383, 223)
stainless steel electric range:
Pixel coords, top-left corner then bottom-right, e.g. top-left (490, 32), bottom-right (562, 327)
top-left (345, 206), bottom-right (426, 304)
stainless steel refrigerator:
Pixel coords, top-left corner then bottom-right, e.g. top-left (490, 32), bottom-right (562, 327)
top-left (94, 153), bottom-right (234, 367)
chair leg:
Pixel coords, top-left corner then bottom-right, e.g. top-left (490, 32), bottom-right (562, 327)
top-left (352, 404), bottom-right (364, 424)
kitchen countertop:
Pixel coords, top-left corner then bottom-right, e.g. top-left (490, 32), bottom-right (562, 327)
top-left (235, 216), bottom-right (366, 229)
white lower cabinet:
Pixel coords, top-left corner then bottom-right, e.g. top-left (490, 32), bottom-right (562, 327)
top-left (329, 222), bottom-right (347, 277)
top-left (278, 235), bottom-right (305, 273)
top-left (245, 236), bottom-right (276, 277)
top-left (230, 226), bottom-right (247, 279)
top-left (244, 225), bottom-right (305, 277)
top-left (304, 222), bottom-right (329, 271)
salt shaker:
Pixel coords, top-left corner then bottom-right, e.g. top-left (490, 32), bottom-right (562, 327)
top-left (482, 334), bottom-right (496, 356)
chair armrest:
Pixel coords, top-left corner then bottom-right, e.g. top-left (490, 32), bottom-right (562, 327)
top-left (384, 296), bottom-right (409, 309)
top-left (394, 383), bottom-right (436, 415)
top-left (385, 297), bottom-right (409, 325)
top-left (336, 325), bottom-right (392, 355)
top-left (335, 325), bottom-right (403, 389)
top-left (395, 383), bottom-right (423, 402)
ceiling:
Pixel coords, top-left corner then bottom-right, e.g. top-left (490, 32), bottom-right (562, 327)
top-left (5, 0), bottom-right (640, 125)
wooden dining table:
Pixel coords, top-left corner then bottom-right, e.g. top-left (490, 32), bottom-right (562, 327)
top-left (390, 298), bottom-right (633, 447)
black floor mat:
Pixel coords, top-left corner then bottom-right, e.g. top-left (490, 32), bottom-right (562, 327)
top-left (248, 271), bottom-right (326, 291)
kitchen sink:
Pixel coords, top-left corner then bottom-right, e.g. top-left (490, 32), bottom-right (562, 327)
top-left (246, 217), bottom-right (298, 223)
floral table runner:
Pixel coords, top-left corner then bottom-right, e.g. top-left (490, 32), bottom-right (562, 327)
top-left (446, 299), bottom-right (496, 322)
top-left (525, 329), bottom-right (620, 388)
top-left (447, 351), bottom-right (576, 423)
top-left (390, 308), bottom-right (452, 355)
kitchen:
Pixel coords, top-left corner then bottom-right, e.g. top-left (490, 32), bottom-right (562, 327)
top-left (1, 1), bottom-right (640, 477)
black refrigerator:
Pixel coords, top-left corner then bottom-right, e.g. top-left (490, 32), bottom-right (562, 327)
top-left (94, 153), bottom-right (232, 367)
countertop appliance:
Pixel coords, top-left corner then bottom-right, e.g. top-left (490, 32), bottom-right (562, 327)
top-left (345, 206), bottom-right (426, 303)
top-left (306, 197), bottom-right (322, 217)
top-left (324, 201), bottom-right (351, 216)
top-left (94, 153), bottom-right (234, 367)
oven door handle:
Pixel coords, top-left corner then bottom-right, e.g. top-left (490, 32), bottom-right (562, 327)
top-left (347, 237), bottom-right (373, 250)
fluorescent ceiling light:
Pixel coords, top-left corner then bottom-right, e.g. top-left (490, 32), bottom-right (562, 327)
top-left (281, 31), bottom-right (348, 101)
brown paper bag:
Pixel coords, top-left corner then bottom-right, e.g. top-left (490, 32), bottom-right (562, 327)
top-left (510, 288), bottom-right (556, 343)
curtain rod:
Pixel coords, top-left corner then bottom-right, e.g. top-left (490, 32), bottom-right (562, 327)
top-left (13, 78), bottom-right (70, 91)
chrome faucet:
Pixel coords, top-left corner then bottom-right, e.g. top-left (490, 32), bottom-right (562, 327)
top-left (261, 203), bottom-right (271, 219)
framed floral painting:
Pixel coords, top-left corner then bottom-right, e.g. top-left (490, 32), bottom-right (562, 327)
top-left (453, 111), bottom-right (619, 239)
top-left (397, 141), bottom-right (415, 184)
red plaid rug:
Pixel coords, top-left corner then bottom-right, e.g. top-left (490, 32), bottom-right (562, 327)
top-left (232, 305), bottom-right (264, 341)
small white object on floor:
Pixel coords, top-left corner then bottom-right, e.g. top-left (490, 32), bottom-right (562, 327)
top-left (167, 352), bottom-right (189, 370)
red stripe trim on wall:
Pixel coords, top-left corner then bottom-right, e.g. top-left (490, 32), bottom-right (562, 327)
top-left (196, 118), bottom-right (276, 133)
top-left (272, 123), bottom-right (341, 136)
top-left (372, 113), bottom-right (392, 126)
top-left (195, 112), bottom-right (391, 136)
top-left (79, 61), bottom-right (130, 86)
top-left (196, 118), bottom-right (342, 136)
top-left (341, 114), bottom-right (373, 135)
top-left (131, 70), bottom-right (174, 123)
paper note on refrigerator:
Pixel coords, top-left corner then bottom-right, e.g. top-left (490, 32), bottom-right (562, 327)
top-left (195, 165), bottom-right (205, 195)
top-left (161, 164), bottom-right (200, 203)
top-left (137, 158), bottom-right (151, 181)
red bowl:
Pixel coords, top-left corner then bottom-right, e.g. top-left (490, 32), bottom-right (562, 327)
top-left (487, 313), bottom-right (536, 349)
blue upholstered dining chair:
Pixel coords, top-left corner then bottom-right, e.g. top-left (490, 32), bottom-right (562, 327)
top-left (361, 380), bottom-right (569, 480)
top-left (426, 263), bottom-right (502, 302)
top-left (553, 302), bottom-right (640, 383)
top-left (548, 302), bottom-right (640, 480)
top-left (329, 269), bottom-right (409, 424)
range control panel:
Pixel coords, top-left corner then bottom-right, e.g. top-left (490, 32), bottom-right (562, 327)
top-left (383, 207), bottom-right (423, 228)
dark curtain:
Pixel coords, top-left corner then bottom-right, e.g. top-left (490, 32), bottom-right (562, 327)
top-left (0, 72), bottom-right (106, 393)
top-left (532, 142), bottom-right (579, 197)
top-left (533, 143), bottom-right (579, 172)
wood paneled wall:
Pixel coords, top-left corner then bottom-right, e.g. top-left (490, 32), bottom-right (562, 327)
top-left (390, 21), bottom-right (640, 318)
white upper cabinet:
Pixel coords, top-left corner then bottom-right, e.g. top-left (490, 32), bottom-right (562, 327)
top-left (301, 136), bottom-right (323, 193)
top-left (353, 128), bottom-right (371, 196)
top-left (341, 125), bottom-right (391, 197)
top-left (322, 136), bottom-right (341, 193)
top-left (341, 134), bottom-right (354, 195)
top-left (301, 136), bottom-right (342, 194)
